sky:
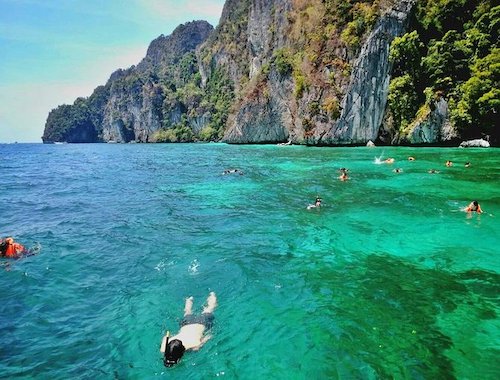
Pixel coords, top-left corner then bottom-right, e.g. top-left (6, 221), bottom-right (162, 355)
top-left (0, 0), bottom-right (226, 143)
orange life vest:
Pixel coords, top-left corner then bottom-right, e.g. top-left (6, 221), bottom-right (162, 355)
top-left (2, 239), bottom-right (26, 258)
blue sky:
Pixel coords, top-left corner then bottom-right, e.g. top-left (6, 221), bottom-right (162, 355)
top-left (0, 0), bottom-right (225, 142)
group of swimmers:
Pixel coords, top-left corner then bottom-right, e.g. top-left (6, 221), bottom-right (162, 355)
top-left (3, 155), bottom-right (484, 369)
top-left (307, 155), bottom-right (484, 214)
top-left (385, 156), bottom-right (472, 174)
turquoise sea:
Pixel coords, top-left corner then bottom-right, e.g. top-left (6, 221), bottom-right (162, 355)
top-left (0, 143), bottom-right (498, 379)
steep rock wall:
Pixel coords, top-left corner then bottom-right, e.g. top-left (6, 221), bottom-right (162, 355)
top-left (222, 0), bottom-right (416, 145)
top-left (319, 0), bottom-right (415, 144)
top-left (100, 81), bottom-right (164, 143)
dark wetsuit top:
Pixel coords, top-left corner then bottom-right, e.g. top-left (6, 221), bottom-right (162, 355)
top-left (180, 313), bottom-right (214, 329)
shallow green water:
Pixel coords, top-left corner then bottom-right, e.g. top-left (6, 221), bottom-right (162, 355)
top-left (0, 144), bottom-right (498, 379)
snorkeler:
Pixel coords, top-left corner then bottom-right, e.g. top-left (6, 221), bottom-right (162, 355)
top-left (222, 169), bottom-right (243, 175)
top-left (0, 237), bottom-right (27, 258)
top-left (464, 201), bottom-right (483, 214)
top-left (307, 197), bottom-right (322, 209)
top-left (160, 292), bottom-right (217, 367)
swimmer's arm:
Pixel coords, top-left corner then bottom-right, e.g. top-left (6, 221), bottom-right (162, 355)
top-left (160, 334), bottom-right (168, 353)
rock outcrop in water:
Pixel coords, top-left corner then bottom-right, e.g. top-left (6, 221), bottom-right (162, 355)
top-left (42, 0), bottom-right (498, 146)
top-left (459, 138), bottom-right (490, 148)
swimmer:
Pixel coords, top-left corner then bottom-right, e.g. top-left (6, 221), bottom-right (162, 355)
top-left (465, 162), bottom-right (471, 168)
top-left (307, 197), bottom-right (322, 209)
top-left (0, 237), bottom-right (27, 258)
top-left (338, 168), bottom-right (349, 181)
top-left (445, 160), bottom-right (453, 167)
top-left (428, 169), bottom-right (440, 174)
top-left (384, 158), bottom-right (395, 164)
top-left (222, 169), bottom-right (243, 175)
top-left (408, 156), bottom-right (415, 161)
top-left (464, 200), bottom-right (483, 214)
top-left (160, 292), bottom-right (217, 367)
top-left (393, 168), bottom-right (403, 173)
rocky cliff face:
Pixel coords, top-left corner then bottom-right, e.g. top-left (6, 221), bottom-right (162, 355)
top-left (220, 0), bottom-right (295, 143)
top-left (42, 21), bottom-right (213, 143)
top-left (222, 0), bottom-right (417, 144)
top-left (320, 0), bottom-right (416, 144)
top-left (400, 97), bottom-right (458, 144)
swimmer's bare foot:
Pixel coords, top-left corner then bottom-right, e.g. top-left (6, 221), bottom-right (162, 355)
top-left (184, 296), bottom-right (194, 316)
top-left (203, 292), bottom-right (217, 314)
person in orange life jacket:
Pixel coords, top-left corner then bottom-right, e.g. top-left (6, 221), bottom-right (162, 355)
top-left (0, 237), bottom-right (27, 258)
top-left (464, 200), bottom-right (483, 214)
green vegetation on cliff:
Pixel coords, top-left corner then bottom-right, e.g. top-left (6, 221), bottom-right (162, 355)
top-left (389, 0), bottom-right (499, 143)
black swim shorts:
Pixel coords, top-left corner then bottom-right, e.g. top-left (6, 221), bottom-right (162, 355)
top-left (180, 313), bottom-right (214, 329)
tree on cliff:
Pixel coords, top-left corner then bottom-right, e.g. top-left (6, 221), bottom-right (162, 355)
top-left (388, 0), bottom-right (499, 144)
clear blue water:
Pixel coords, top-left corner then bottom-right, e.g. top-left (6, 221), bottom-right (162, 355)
top-left (0, 143), bottom-right (498, 379)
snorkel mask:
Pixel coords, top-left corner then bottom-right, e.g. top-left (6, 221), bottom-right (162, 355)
top-left (163, 331), bottom-right (176, 367)
top-left (163, 332), bottom-right (186, 367)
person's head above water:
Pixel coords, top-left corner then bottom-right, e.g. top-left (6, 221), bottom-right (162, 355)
top-left (163, 338), bottom-right (186, 367)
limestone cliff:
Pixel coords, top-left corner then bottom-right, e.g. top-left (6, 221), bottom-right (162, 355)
top-left (221, 0), bottom-right (416, 144)
top-left (42, 21), bottom-right (213, 143)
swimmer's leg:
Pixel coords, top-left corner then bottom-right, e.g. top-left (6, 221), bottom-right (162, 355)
top-left (184, 296), bottom-right (194, 316)
top-left (202, 292), bottom-right (217, 314)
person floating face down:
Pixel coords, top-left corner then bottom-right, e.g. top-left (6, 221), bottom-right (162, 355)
top-left (0, 237), bottom-right (26, 258)
top-left (465, 200), bottom-right (483, 214)
top-left (223, 169), bottom-right (243, 175)
top-left (160, 292), bottom-right (217, 367)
